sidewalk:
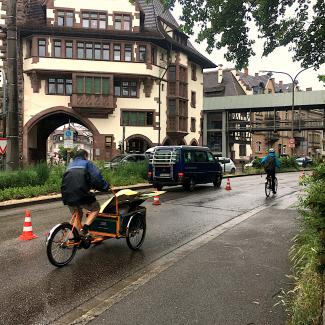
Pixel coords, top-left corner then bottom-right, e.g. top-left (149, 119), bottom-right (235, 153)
top-left (73, 199), bottom-right (298, 325)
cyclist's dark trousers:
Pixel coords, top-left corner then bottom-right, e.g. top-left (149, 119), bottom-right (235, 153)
top-left (266, 169), bottom-right (276, 192)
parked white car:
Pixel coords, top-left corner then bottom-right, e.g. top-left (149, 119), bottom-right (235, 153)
top-left (215, 156), bottom-right (236, 174)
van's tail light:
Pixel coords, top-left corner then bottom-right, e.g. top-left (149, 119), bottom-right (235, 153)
top-left (147, 171), bottom-right (152, 178)
top-left (178, 172), bottom-right (184, 178)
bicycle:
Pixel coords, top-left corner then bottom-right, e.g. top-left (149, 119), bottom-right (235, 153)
top-left (265, 174), bottom-right (278, 198)
top-left (46, 189), bottom-right (163, 267)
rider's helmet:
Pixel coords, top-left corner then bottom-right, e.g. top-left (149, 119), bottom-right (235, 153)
top-left (269, 148), bottom-right (275, 153)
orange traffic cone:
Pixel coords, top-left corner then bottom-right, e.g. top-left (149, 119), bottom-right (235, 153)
top-left (19, 210), bottom-right (38, 240)
top-left (153, 192), bottom-right (161, 205)
top-left (225, 177), bottom-right (232, 191)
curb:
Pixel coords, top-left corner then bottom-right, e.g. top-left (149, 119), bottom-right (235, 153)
top-left (0, 183), bottom-right (153, 211)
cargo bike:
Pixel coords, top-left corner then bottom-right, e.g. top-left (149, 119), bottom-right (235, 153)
top-left (46, 189), bottom-right (163, 267)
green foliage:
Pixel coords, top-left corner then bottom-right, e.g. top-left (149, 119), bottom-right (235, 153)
top-left (0, 161), bottom-right (148, 201)
top-left (163, 0), bottom-right (325, 69)
top-left (58, 145), bottom-right (78, 162)
top-left (252, 157), bottom-right (262, 168)
top-left (279, 156), bottom-right (299, 169)
top-left (279, 163), bottom-right (325, 324)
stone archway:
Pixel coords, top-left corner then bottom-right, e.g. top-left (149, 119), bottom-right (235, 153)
top-left (23, 106), bottom-right (101, 163)
top-left (125, 134), bottom-right (153, 153)
top-left (189, 139), bottom-right (198, 146)
top-left (162, 137), bottom-right (172, 145)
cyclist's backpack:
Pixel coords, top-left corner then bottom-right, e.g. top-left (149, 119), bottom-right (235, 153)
top-left (264, 156), bottom-right (275, 171)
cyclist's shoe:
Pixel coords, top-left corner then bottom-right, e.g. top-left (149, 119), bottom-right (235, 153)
top-left (273, 190), bottom-right (277, 194)
top-left (80, 224), bottom-right (90, 237)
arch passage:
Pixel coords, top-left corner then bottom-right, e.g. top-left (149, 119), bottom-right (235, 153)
top-left (23, 107), bottom-right (100, 163)
top-left (125, 134), bottom-right (153, 153)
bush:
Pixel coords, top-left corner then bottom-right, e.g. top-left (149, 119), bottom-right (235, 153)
top-left (279, 156), bottom-right (299, 169)
top-left (279, 163), bottom-right (325, 324)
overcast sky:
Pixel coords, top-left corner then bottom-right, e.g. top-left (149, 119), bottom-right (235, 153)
top-left (172, 4), bottom-right (325, 91)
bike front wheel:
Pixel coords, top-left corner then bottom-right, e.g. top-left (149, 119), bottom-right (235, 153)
top-left (46, 223), bottom-right (79, 267)
top-left (126, 215), bottom-right (146, 250)
top-left (265, 179), bottom-right (272, 197)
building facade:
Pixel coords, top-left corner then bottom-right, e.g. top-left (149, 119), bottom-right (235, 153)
top-left (0, 0), bottom-right (215, 163)
top-left (204, 68), bottom-right (324, 162)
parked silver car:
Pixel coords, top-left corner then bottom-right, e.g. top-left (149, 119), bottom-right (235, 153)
top-left (214, 156), bottom-right (236, 174)
top-left (104, 153), bottom-right (147, 169)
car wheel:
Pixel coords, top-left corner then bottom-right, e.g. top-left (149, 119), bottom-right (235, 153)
top-left (213, 175), bottom-right (222, 188)
top-left (183, 177), bottom-right (195, 191)
top-left (230, 168), bottom-right (235, 174)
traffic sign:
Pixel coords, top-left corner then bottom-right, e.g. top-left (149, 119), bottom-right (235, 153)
top-left (64, 139), bottom-right (74, 149)
top-left (0, 137), bottom-right (7, 155)
top-left (64, 129), bottom-right (73, 140)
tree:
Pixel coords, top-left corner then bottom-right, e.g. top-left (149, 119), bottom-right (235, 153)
top-left (161, 0), bottom-right (325, 70)
top-left (58, 145), bottom-right (78, 162)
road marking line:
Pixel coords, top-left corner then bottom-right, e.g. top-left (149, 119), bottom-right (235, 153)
top-left (52, 191), bottom-right (299, 325)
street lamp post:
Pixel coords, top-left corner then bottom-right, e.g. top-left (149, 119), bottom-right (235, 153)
top-left (260, 67), bottom-right (312, 156)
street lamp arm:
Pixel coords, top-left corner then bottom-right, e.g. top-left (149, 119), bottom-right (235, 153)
top-left (293, 66), bottom-right (313, 83)
top-left (259, 70), bottom-right (293, 83)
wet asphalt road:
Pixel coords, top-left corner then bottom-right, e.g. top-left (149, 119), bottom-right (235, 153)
top-left (0, 173), bottom-right (301, 325)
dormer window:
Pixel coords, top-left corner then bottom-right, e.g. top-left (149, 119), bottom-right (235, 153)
top-left (114, 14), bottom-right (131, 31)
top-left (57, 11), bottom-right (74, 27)
top-left (82, 12), bottom-right (107, 29)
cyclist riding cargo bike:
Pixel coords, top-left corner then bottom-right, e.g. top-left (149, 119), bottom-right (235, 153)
top-left (46, 149), bottom-right (164, 267)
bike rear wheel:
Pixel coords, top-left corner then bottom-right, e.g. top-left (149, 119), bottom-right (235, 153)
top-left (265, 178), bottom-right (272, 197)
top-left (47, 223), bottom-right (79, 267)
top-left (274, 177), bottom-right (278, 194)
top-left (126, 215), bottom-right (146, 250)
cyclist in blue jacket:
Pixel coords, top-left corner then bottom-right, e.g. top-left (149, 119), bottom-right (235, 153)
top-left (261, 148), bottom-right (281, 194)
top-left (61, 149), bottom-right (110, 237)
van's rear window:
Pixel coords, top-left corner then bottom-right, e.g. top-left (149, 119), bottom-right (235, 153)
top-left (153, 149), bottom-right (180, 163)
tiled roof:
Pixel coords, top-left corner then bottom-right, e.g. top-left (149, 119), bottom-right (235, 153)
top-left (204, 70), bottom-right (246, 96)
top-left (237, 71), bottom-right (270, 90)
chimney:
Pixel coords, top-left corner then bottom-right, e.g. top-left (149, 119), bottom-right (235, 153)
top-left (244, 67), bottom-right (249, 76)
top-left (306, 87), bottom-right (312, 91)
top-left (217, 66), bottom-right (223, 84)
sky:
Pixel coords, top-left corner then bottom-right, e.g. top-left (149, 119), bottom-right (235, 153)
top-left (171, 4), bottom-right (325, 91)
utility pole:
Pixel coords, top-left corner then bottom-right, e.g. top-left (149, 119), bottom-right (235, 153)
top-left (6, 0), bottom-right (19, 170)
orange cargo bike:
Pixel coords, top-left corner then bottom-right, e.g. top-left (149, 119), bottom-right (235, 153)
top-left (46, 189), bottom-right (164, 267)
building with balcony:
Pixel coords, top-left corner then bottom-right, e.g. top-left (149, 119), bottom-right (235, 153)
top-left (0, 0), bottom-right (215, 163)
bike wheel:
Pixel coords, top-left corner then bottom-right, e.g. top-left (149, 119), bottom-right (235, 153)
top-left (265, 179), bottom-right (271, 197)
top-left (126, 215), bottom-right (146, 250)
top-left (46, 223), bottom-right (79, 267)
top-left (274, 177), bottom-right (278, 193)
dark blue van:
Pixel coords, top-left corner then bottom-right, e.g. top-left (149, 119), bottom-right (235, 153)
top-left (147, 146), bottom-right (223, 191)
